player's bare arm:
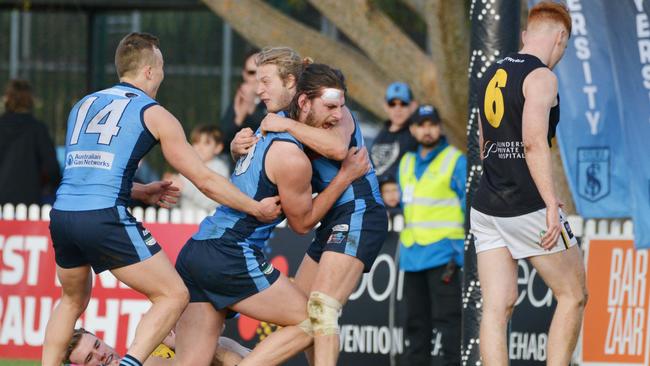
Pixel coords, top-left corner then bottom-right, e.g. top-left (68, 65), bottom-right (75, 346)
top-left (260, 106), bottom-right (355, 161)
top-left (144, 105), bottom-right (280, 222)
top-left (522, 67), bottom-right (561, 249)
top-left (266, 141), bottom-right (369, 234)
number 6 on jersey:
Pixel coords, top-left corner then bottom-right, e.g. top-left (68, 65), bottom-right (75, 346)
top-left (484, 68), bottom-right (508, 128)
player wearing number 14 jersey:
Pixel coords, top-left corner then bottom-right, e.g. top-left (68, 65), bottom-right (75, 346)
top-left (470, 2), bottom-right (587, 366)
top-left (43, 32), bottom-right (281, 366)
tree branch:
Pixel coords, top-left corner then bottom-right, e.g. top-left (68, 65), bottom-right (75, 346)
top-left (308, 0), bottom-right (438, 102)
top-left (311, 0), bottom-right (467, 146)
top-left (424, 0), bottom-right (470, 146)
top-left (201, 0), bottom-right (390, 118)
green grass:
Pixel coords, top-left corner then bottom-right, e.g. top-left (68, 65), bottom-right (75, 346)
top-left (0, 360), bottom-right (40, 366)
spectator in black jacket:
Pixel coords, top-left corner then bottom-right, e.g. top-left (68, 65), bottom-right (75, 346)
top-left (369, 82), bottom-right (419, 182)
top-left (0, 79), bottom-right (61, 205)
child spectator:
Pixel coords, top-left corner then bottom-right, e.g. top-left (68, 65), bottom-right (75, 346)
top-left (175, 125), bottom-right (231, 212)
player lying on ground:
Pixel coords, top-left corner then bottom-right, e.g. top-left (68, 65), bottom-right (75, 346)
top-left (63, 328), bottom-right (249, 366)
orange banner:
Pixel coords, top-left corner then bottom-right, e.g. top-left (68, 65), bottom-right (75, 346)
top-left (582, 238), bottom-right (649, 365)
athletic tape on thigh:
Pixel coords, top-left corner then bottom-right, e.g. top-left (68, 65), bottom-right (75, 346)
top-left (307, 291), bottom-right (342, 336)
top-left (298, 318), bottom-right (314, 336)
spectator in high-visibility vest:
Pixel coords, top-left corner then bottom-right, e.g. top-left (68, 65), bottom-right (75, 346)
top-left (397, 104), bottom-right (466, 365)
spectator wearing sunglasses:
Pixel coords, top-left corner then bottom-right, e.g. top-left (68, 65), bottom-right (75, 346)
top-left (221, 48), bottom-right (267, 159)
top-left (369, 81), bottom-right (419, 182)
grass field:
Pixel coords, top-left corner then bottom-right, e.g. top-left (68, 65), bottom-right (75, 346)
top-left (0, 360), bottom-right (39, 365)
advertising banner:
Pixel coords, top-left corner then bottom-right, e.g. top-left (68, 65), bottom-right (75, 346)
top-left (0, 220), bottom-right (197, 360)
top-left (603, 0), bottom-right (650, 248)
top-left (509, 259), bottom-right (556, 365)
top-left (582, 238), bottom-right (650, 365)
top-left (0, 220), bottom-right (408, 365)
top-left (528, 0), bottom-right (632, 219)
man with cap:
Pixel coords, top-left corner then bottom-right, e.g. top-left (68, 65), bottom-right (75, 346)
top-left (397, 105), bottom-right (466, 365)
top-left (369, 82), bottom-right (418, 182)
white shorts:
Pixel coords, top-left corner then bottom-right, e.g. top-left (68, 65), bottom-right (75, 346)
top-left (470, 207), bottom-right (577, 259)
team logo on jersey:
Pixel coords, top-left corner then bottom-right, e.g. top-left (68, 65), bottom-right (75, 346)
top-left (577, 147), bottom-right (610, 202)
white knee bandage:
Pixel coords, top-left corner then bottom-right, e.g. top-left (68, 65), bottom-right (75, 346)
top-left (298, 318), bottom-right (314, 336)
top-left (307, 291), bottom-right (342, 336)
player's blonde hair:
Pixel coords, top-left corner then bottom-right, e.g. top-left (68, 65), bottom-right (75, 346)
top-left (115, 32), bottom-right (160, 78)
top-left (256, 46), bottom-right (312, 85)
top-left (528, 1), bottom-right (572, 35)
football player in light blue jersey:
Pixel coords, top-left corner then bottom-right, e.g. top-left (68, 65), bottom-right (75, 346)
top-left (172, 57), bottom-right (370, 366)
top-left (43, 33), bottom-right (281, 366)
top-left (250, 54), bottom-right (387, 366)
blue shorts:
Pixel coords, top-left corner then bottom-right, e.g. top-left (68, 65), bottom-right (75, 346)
top-left (175, 238), bottom-right (280, 310)
top-left (49, 206), bottom-right (161, 273)
top-left (307, 199), bottom-right (388, 272)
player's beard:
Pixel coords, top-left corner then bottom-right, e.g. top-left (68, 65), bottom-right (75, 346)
top-left (304, 109), bottom-right (319, 127)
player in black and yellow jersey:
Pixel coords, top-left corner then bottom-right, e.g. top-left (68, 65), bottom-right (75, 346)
top-left (470, 2), bottom-right (588, 365)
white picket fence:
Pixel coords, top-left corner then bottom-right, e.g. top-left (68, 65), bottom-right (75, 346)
top-left (0, 203), bottom-right (634, 239)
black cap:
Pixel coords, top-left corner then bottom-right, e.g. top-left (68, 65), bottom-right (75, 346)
top-left (410, 104), bottom-right (441, 125)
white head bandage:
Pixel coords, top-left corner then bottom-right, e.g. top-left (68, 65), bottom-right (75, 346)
top-left (321, 88), bottom-right (342, 102)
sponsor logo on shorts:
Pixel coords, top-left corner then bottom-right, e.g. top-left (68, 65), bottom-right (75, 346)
top-left (142, 230), bottom-right (157, 246)
top-left (65, 151), bottom-right (114, 170)
top-left (144, 236), bottom-right (157, 246)
top-left (260, 262), bottom-right (274, 275)
top-left (327, 231), bottom-right (348, 245)
top-left (332, 224), bottom-right (349, 232)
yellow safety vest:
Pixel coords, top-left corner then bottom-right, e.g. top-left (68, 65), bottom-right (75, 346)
top-left (398, 146), bottom-right (465, 247)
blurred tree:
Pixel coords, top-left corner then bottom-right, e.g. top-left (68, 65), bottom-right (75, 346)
top-left (202, 0), bottom-right (468, 147)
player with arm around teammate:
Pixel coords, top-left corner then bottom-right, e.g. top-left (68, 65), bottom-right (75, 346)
top-left (258, 62), bottom-right (388, 366)
top-left (170, 65), bottom-right (370, 365)
top-left (42, 32), bottom-right (281, 366)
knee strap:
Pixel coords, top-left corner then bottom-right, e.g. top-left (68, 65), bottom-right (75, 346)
top-left (297, 318), bottom-right (314, 336)
top-left (307, 291), bottom-right (342, 336)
